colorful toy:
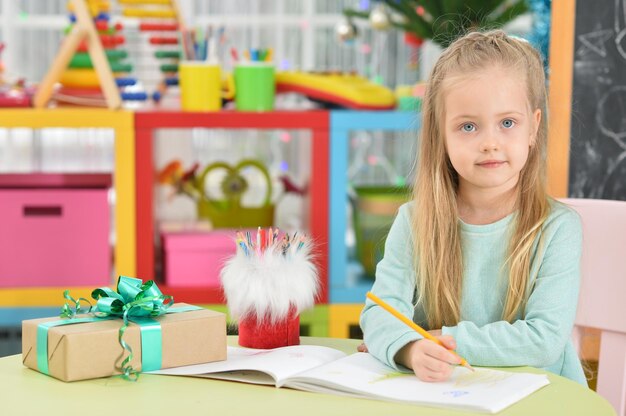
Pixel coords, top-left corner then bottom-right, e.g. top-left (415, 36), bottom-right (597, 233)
top-left (36, 0), bottom-right (185, 107)
top-left (157, 159), bottom-right (274, 229)
top-left (275, 71), bottom-right (396, 110)
top-left (117, 0), bottom-right (184, 102)
top-left (0, 43), bottom-right (32, 107)
top-left (395, 82), bottom-right (425, 111)
top-left (196, 160), bottom-right (274, 228)
top-left (34, 0), bottom-right (122, 108)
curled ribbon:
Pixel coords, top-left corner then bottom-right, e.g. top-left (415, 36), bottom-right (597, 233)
top-left (60, 289), bottom-right (93, 318)
top-left (61, 275), bottom-right (174, 381)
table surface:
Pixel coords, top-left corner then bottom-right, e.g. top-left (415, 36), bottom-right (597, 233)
top-left (0, 337), bottom-right (615, 416)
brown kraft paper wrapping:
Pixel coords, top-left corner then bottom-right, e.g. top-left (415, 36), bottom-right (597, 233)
top-left (21, 303), bottom-right (226, 382)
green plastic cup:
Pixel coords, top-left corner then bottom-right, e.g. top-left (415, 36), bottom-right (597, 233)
top-left (234, 63), bottom-right (275, 111)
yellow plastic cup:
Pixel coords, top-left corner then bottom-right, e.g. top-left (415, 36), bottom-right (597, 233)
top-left (179, 62), bottom-right (233, 112)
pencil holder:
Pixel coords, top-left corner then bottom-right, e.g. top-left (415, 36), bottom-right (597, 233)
top-left (220, 229), bottom-right (318, 349)
top-left (179, 62), bottom-right (235, 112)
top-left (234, 63), bottom-right (275, 111)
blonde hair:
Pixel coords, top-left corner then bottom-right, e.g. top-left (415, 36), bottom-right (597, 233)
top-left (412, 30), bottom-right (550, 328)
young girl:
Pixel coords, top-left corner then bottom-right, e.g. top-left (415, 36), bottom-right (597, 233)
top-left (360, 30), bottom-right (586, 385)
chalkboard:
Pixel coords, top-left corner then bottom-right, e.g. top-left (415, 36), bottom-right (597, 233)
top-left (569, 0), bottom-right (626, 200)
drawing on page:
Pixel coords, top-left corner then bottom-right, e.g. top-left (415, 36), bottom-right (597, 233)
top-left (370, 371), bottom-right (414, 384)
top-left (443, 390), bottom-right (470, 398)
top-left (454, 369), bottom-right (513, 388)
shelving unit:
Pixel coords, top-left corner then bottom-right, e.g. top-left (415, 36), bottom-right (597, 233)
top-left (134, 110), bottom-right (330, 306)
top-left (0, 109), bottom-right (135, 355)
top-left (328, 303), bottom-right (365, 338)
top-left (0, 108), bottom-right (421, 346)
top-left (327, 111), bottom-right (417, 334)
top-left (329, 111), bottom-right (418, 304)
top-left (134, 110), bottom-right (330, 336)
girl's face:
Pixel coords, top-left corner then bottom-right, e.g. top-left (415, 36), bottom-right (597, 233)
top-left (443, 66), bottom-right (541, 197)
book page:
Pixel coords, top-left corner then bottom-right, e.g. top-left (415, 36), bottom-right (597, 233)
top-left (284, 353), bottom-right (549, 414)
top-left (148, 345), bottom-right (347, 386)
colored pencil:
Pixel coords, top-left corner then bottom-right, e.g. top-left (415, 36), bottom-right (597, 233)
top-left (366, 292), bottom-right (474, 371)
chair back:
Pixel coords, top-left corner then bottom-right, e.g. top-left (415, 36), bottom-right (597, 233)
top-left (560, 198), bottom-right (626, 415)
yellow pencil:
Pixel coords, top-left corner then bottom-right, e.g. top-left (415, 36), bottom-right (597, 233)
top-left (366, 292), bottom-right (474, 372)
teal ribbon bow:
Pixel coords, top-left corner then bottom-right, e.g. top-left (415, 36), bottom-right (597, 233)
top-left (38, 276), bottom-right (181, 381)
top-left (89, 275), bottom-right (174, 380)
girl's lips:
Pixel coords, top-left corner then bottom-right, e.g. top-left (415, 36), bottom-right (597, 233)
top-left (477, 160), bottom-right (506, 168)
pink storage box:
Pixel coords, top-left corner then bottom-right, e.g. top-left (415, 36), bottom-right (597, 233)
top-left (162, 229), bottom-right (237, 287)
top-left (0, 188), bottom-right (111, 288)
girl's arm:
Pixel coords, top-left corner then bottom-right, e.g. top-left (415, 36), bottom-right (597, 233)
top-left (441, 209), bottom-right (583, 368)
top-left (359, 203), bottom-right (422, 370)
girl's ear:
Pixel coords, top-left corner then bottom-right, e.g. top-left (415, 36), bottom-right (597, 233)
top-left (530, 108), bottom-right (541, 146)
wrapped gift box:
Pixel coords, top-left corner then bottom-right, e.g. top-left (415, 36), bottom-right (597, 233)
top-left (21, 303), bottom-right (226, 382)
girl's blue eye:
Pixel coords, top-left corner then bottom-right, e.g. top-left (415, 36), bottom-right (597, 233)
top-left (461, 123), bottom-right (475, 132)
top-left (502, 119), bottom-right (515, 128)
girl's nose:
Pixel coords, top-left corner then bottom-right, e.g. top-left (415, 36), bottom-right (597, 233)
top-left (480, 134), bottom-right (499, 152)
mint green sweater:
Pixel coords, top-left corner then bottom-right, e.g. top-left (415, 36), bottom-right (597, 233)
top-left (360, 201), bottom-right (586, 385)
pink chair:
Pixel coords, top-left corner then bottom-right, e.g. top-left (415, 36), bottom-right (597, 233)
top-left (560, 198), bottom-right (626, 415)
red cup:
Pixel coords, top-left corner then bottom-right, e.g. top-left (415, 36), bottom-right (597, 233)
top-left (238, 311), bottom-right (300, 349)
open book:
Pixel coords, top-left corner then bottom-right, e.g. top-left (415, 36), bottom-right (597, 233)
top-left (149, 345), bottom-right (549, 414)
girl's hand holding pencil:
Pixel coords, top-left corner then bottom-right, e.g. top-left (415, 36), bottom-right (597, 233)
top-left (396, 337), bottom-right (462, 382)
top-left (366, 292), bottom-right (473, 383)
